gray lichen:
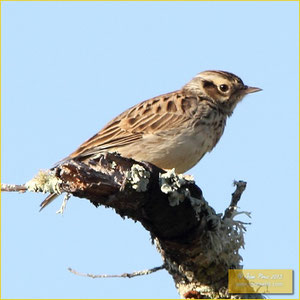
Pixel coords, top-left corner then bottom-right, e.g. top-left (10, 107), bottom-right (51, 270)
top-left (125, 164), bottom-right (150, 192)
top-left (159, 170), bottom-right (220, 222)
top-left (159, 169), bottom-right (195, 207)
top-left (189, 195), bottom-right (204, 220)
top-left (159, 169), bottom-right (208, 220)
top-left (204, 211), bottom-right (250, 270)
top-left (110, 161), bottom-right (117, 169)
top-left (25, 170), bottom-right (62, 194)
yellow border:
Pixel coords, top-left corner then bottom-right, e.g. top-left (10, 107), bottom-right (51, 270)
top-left (0, 2), bottom-right (2, 299)
top-left (0, 0), bottom-right (298, 1)
top-left (0, 1), bottom-right (299, 300)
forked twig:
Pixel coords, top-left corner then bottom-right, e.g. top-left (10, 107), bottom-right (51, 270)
top-left (223, 180), bottom-right (247, 219)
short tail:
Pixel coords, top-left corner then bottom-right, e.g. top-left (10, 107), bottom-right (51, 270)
top-left (39, 194), bottom-right (59, 211)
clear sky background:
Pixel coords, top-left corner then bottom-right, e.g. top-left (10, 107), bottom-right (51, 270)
top-left (1, 1), bottom-right (299, 299)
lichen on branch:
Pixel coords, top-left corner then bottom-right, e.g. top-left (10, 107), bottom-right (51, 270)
top-left (1, 153), bottom-right (262, 299)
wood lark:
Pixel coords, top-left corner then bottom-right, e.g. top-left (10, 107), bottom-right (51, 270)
top-left (40, 70), bottom-right (261, 210)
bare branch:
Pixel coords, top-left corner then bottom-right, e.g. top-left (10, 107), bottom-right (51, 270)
top-left (223, 180), bottom-right (247, 220)
top-left (68, 264), bottom-right (165, 279)
top-left (56, 193), bottom-right (71, 214)
top-left (1, 183), bottom-right (27, 193)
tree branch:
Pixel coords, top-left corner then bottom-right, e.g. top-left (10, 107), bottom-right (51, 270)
top-left (68, 264), bottom-right (165, 279)
top-left (2, 153), bottom-right (263, 299)
top-left (1, 183), bottom-right (27, 192)
top-left (223, 181), bottom-right (247, 220)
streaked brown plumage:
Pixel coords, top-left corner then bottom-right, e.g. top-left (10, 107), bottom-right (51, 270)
top-left (40, 70), bottom-right (261, 210)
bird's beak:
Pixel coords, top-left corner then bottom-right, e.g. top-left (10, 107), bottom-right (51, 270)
top-left (244, 86), bottom-right (262, 94)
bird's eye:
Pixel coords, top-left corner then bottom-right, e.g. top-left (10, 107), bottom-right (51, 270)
top-left (219, 84), bottom-right (229, 92)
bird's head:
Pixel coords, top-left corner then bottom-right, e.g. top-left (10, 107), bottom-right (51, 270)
top-left (183, 70), bottom-right (262, 116)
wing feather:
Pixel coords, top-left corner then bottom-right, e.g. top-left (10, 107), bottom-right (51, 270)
top-left (67, 90), bottom-right (193, 159)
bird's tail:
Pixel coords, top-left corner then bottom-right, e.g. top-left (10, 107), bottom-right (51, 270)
top-left (39, 194), bottom-right (59, 211)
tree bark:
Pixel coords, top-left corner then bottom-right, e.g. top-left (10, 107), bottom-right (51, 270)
top-left (29, 153), bottom-right (262, 299)
top-left (3, 152), bottom-right (264, 299)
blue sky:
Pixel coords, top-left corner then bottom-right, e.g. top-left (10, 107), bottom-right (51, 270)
top-left (1, 1), bottom-right (299, 299)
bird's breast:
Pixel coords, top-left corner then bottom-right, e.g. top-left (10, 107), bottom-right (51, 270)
top-left (117, 116), bottom-right (226, 173)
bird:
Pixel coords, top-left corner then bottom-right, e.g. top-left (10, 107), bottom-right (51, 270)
top-left (40, 70), bottom-right (261, 210)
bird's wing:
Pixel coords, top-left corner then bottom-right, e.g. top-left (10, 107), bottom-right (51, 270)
top-left (42, 91), bottom-right (197, 211)
top-left (67, 90), bottom-right (197, 159)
